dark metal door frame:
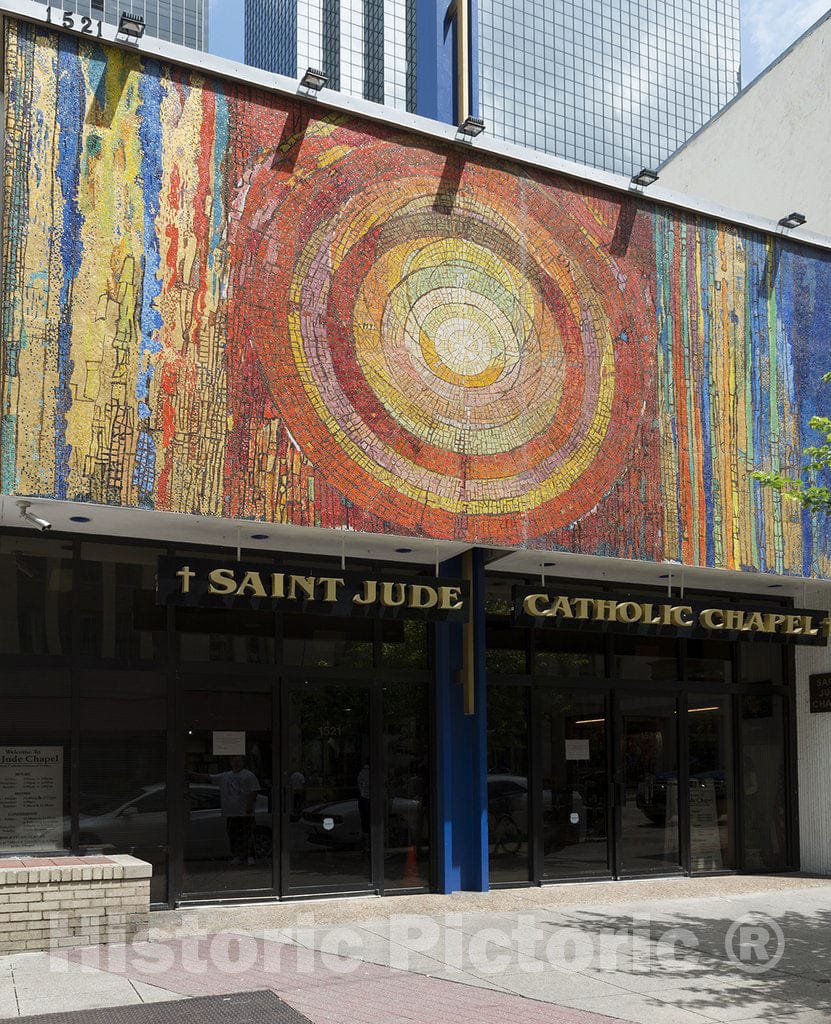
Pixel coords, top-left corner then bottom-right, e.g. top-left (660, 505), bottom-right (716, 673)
top-left (280, 675), bottom-right (380, 898)
top-left (612, 690), bottom-right (686, 880)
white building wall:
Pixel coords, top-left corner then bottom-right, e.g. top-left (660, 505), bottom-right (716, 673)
top-left (795, 582), bottom-right (831, 875)
top-left (660, 10), bottom-right (831, 238)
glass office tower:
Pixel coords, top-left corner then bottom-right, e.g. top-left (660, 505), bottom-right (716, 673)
top-left (478, 0), bottom-right (741, 174)
top-left (246, 0), bottom-right (739, 174)
top-left (37, 0), bottom-right (209, 49)
top-left (245, 0), bottom-right (415, 110)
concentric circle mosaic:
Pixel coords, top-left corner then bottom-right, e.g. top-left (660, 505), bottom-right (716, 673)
top-left (230, 129), bottom-right (654, 542)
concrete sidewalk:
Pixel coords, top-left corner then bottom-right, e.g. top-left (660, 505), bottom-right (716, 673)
top-left (2, 875), bottom-right (830, 1024)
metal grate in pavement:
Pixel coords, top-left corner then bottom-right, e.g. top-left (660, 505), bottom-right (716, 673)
top-left (16, 990), bottom-right (313, 1024)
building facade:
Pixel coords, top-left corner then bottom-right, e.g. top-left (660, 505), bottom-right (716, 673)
top-left (1, 7), bottom-right (830, 907)
top-left (660, 9), bottom-right (831, 238)
top-left (244, 0), bottom-right (740, 174)
top-left (36, 0), bottom-right (209, 49)
top-left (478, 0), bottom-right (741, 174)
top-left (244, 0), bottom-right (414, 110)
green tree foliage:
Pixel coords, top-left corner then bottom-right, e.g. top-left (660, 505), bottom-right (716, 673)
top-left (752, 372), bottom-right (831, 512)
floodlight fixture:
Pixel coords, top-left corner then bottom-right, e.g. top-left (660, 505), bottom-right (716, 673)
top-left (778, 211), bottom-right (806, 229)
top-left (631, 168), bottom-right (659, 187)
top-left (458, 116), bottom-right (486, 138)
top-left (118, 11), bottom-right (146, 38)
top-left (300, 68), bottom-right (328, 91)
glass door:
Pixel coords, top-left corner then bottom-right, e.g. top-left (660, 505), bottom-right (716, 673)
top-left (538, 691), bottom-right (610, 880)
top-left (614, 695), bottom-right (682, 877)
top-left (181, 681), bottom-right (275, 897)
top-left (283, 680), bottom-right (374, 895)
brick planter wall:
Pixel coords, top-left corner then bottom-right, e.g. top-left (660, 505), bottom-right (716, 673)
top-left (0, 855), bottom-right (151, 953)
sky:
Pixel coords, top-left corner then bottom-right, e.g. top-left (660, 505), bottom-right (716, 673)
top-left (207, 1), bottom-right (829, 89)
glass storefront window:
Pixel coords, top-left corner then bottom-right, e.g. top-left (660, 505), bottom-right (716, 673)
top-left (0, 671), bottom-right (72, 853)
top-left (614, 635), bottom-right (680, 681)
top-left (381, 619), bottom-right (428, 669)
top-left (685, 639), bottom-right (732, 684)
top-left (487, 685), bottom-right (531, 883)
top-left (486, 580), bottom-right (527, 674)
top-left (283, 615), bottom-right (373, 668)
top-left (688, 696), bottom-right (735, 871)
top-left (535, 629), bottom-right (605, 678)
top-left (79, 544), bottom-right (166, 661)
top-left (79, 671), bottom-right (168, 902)
top-left (740, 643), bottom-right (785, 685)
top-left (741, 694), bottom-right (788, 870)
top-left (176, 607), bottom-right (276, 663)
top-left (540, 692), bottom-right (608, 878)
top-left (286, 684), bottom-right (372, 893)
top-left (0, 537), bottom-right (73, 655)
top-left (383, 680), bottom-right (430, 889)
top-left (182, 684), bottom-right (274, 894)
top-left (617, 695), bottom-right (682, 876)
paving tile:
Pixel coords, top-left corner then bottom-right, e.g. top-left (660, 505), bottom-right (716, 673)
top-left (14, 975), bottom-right (142, 1018)
top-left (650, 979), bottom-right (831, 1023)
top-left (130, 981), bottom-right (189, 1004)
top-left (494, 965), bottom-right (624, 1003)
top-left (0, 976), bottom-right (19, 1019)
top-left (561, 992), bottom-right (721, 1023)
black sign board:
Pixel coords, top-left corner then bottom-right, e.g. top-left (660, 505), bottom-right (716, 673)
top-left (156, 557), bottom-right (469, 624)
top-left (512, 586), bottom-right (830, 645)
top-left (810, 673), bottom-right (831, 713)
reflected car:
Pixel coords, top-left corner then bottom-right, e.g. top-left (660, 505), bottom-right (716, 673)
top-left (300, 796), bottom-right (422, 849)
top-left (43, 783), bottom-right (273, 861)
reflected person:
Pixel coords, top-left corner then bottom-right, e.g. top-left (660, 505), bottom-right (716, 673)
top-left (191, 755), bottom-right (260, 865)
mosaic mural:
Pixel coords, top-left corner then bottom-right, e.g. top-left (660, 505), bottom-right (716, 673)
top-left (3, 20), bottom-right (831, 574)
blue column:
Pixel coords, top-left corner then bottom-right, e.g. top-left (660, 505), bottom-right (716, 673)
top-left (434, 549), bottom-right (488, 892)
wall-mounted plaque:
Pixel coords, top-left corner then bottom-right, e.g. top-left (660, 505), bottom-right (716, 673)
top-left (810, 673), bottom-right (831, 713)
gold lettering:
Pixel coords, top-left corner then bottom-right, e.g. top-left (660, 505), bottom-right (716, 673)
top-left (763, 613), bottom-right (787, 634)
top-left (288, 575), bottom-right (316, 600)
top-left (593, 599), bottom-right (618, 621)
top-left (236, 571), bottom-right (266, 597)
top-left (654, 604), bottom-right (674, 625)
top-left (318, 577), bottom-right (345, 602)
top-left (617, 601), bottom-right (642, 624)
top-left (523, 594), bottom-right (551, 616)
top-left (380, 582), bottom-right (407, 607)
top-left (722, 609), bottom-right (745, 631)
top-left (640, 603), bottom-right (662, 624)
top-left (742, 611), bottom-right (767, 632)
top-left (784, 614), bottom-right (803, 634)
top-left (669, 605), bottom-right (694, 627)
top-left (803, 614), bottom-right (820, 636)
top-left (438, 586), bottom-right (464, 611)
top-left (820, 616), bottom-right (831, 638)
top-left (550, 596), bottom-right (574, 618)
top-left (699, 608), bottom-right (725, 629)
top-left (271, 573), bottom-right (285, 598)
top-left (353, 580), bottom-right (378, 605)
top-left (572, 598), bottom-right (592, 619)
top-left (207, 567), bottom-right (236, 595)
top-left (408, 584), bottom-right (438, 610)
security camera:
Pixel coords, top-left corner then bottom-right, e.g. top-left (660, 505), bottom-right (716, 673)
top-left (17, 501), bottom-right (52, 532)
